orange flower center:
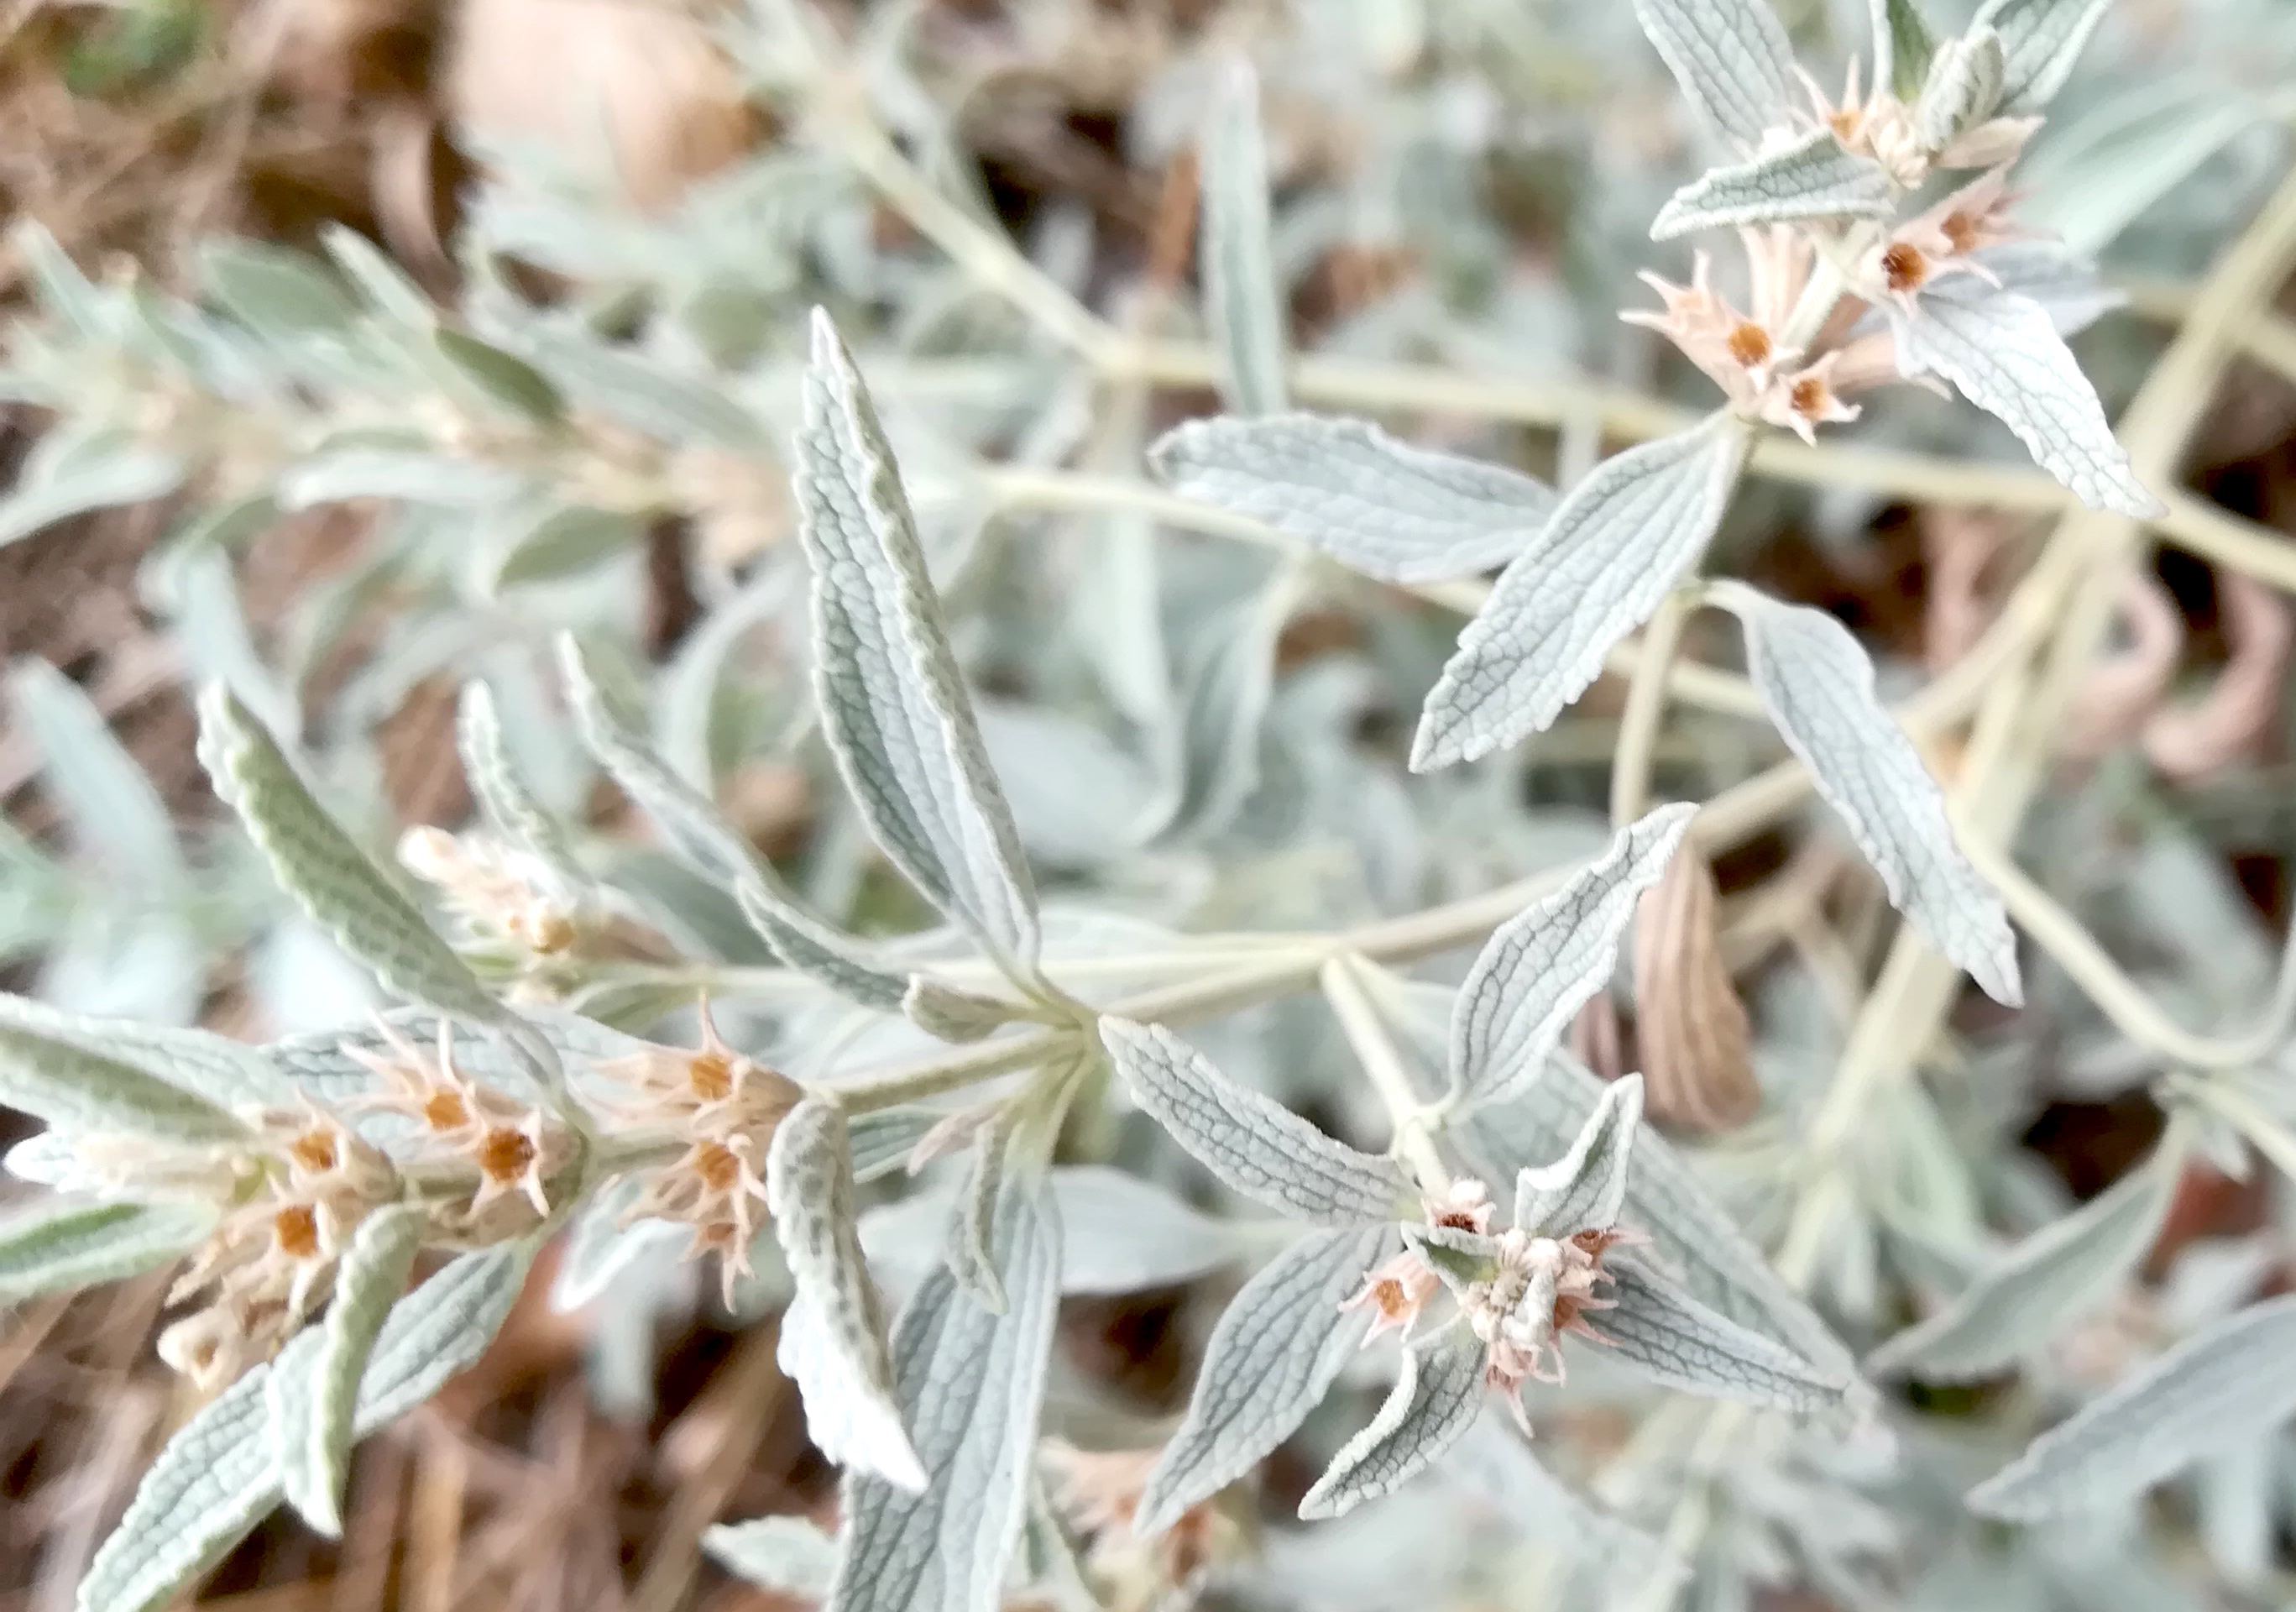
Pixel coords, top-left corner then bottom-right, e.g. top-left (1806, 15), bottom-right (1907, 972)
top-left (289, 1130), bottom-right (337, 1174)
top-left (692, 1139), bottom-right (743, 1192)
top-left (1940, 211), bottom-right (1980, 255)
top-left (478, 1127), bottom-right (536, 1183)
top-left (1726, 322), bottom-right (1773, 369)
top-left (1828, 109), bottom-right (1863, 143)
top-left (423, 1090), bottom-right (471, 1132)
top-left (274, 1204), bottom-right (321, 1259)
top-left (1791, 375), bottom-right (1831, 416)
top-left (1881, 243), bottom-right (1927, 293)
top-left (1371, 1277), bottom-right (1410, 1319)
top-left (688, 1053), bottom-right (735, 1104)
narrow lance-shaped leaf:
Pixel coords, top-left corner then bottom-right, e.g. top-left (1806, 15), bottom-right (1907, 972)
top-left (1157, 560), bottom-right (1301, 844)
top-left (794, 311), bottom-right (1041, 976)
top-left (1047, 1165), bottom-right (1243, 1295)
top-left (1514, 1075), bottom-right (1644, 1236)
top-left (1136, 1223), bottom-right (1400, 1536)
top-left (0, 992), bottom-right (285, 1109)
top-left (1891, 281), bottom-right (2161, 519)
top-left (269, 1202), bottom-right (427, 1536)
top-left (1873, 0), bottom-right (1939, 102)
top-left (557, 634), bottom-right (908, 1010)
top-left (827, 1186), bottom-right (1062, 1612)
top-left (1712, 584), bottom-right (2021, 1006)
top-left (1651, 128), bottom-right (1893, 240)
top-left (1298, 1329), bottom-right (1486, 1520)
top-left (768, 1096), bottom-right (924, 1491)
top-left (1101, 1018), bottom-right (1406, 1225)
top-left (1868, 1141), bottom-right (2179, 1381)
top-left (1913, 27), bottom-right (2006, 153)
top-left (0, 446), bottom-right (185, 552)
top-left (1413, 415), bottom-right (1748, 771)
top-left (1969, 0), bottom-right (2114, 112)
top-left (0, 1021), bottom-right (248, 1143)
top-left (456, 681), bottom-right (583, 887)
top-left (1599, 1260), bottom-right (1854, 1410)
top-left (10, 660), bottom-right (183, 887)
top-left (1148, 414), bottom-right (1553, 584)
top-left (1451, 804), bottom-right (1695, 1108)
top-left (0, 1198), bottom-right (217, 1303)
top-left (197, 684), bottom-right (505, 1023)
top-left (1199, 60), bottom-right (1286, 416)
top-left (1968, 1294), bottom-right (2296, 1520)
top-left (1630, 0), bottom-right (1802, 152)
top-left (903, 976), bottom-right (1029, 1045)
top-left (944, 1101), bottom-right (1021, 1312)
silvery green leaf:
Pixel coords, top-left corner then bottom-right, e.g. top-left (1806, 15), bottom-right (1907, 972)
top-left (529, 333), bottom-right (764, 449)
top-left (1630, 0), bottom-right (1801, 151)
top-left (0, 444), bottom-right (183, 549)
top-left (266, 1005), bottom-right (644, 1105)
top-left (0, 1197), bottom-right (216, 1302)
top-left (0, 1020), bottom-right (248, 1142)
top-left (1049, 1165), bottom-right (1241, 1295)
top-left (2018, 79), bottom-right (2264, 257)
top-left (0, 992), bottom-right (283, 1108)
top-left (796, 312), bottom-right (1041, 976)
top-left (1513, 1074), bottom-right (1644, 1236)
top-left (552, 1177), bottom-right (688, 1311)
top-left (1601, 1259), bottom-right (1853, 1410)
top-left (198, 239), bottom-right (354, 338)
top-left (558, 635), bottom-right (907, 1009)
top-left (1199, 60), bottom-right (1286, 416)
top-left (769, 1096), bottom-right (924, 1491)
top-left (276, 449), bottom-right (526, 510)
top-left (9, 659), bottom-right (182, 887)
top-left (1158, 559), bottom-right (1300, 843)
top-left (850, 1107), bottom-right (943, 1183)
top-left (827, 1186), bottom-right (1060, 1612)
top-left (487, 505), bottom-right (641, 591)
top-left (1891, 281), bottom-right (2160, 519)
top-left (1148, 413), bottom-right (1552, 583)
top-left (903, 976), bottom-right (1028, 1044)
top-left (435, 329), bottom-right (565, 425)
top-left (1298, 1330), bottom-right (1485, 1520)
top-left (1973, 243), bottom-right (2124, 338)
top-left (1451, 805), bottom-right (1695, 1108)
top-left (75, 1339), bottom-right (292, 1612)
top-left (1874, 0), bottom-right (1939, 101)
top-left (945, 1103), bottom-right (1020, 1311)
top-left (197, 683), bottom-right (505, 1023)
top-left (1969, 0), bottom-right (2113, 111)
top-left (1462, 1053), bottom-right (1855, 1380)
top-left (1101, 1018), bottom-right (1405, 1225)
top-left (1136, 1223), bottom-right (1400, 1536)
top-left (1412, 415), bottom-right (1747, 770)
top-left (15, 222), bottom-right (108, 337)
top-left (1868, 1144), bottom-right (2177, 1381)
top-left (76, 1246), bottom-right (526, 1612)
top-left (1443, 1413), bottom-right (1681, 1594)
top-left (1914, 27), bottom-right (2006, 152)
top-left (455, 681), bottom-right (583, 887)
top-left (1650, 128), bottom-right (1892, 240)
top-left (707, 1515), bottom-right (839, 1599)
top-left (319, 224), bottom-right (432, 326)
top-left (1714, 586), bottom-right (2021, 1006)
top-left (1968, 1295), bottom-right (2296, 1520)
top-left (269, 1202), bottom-right (426, 1536)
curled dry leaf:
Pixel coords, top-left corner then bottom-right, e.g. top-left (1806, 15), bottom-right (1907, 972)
top-left (2142, 572), bottom-right (2293, 782)
top-left (2063, 568), bottom-right (2184, 762)
top-left (1632, 840), bottom-right (1759, 1133)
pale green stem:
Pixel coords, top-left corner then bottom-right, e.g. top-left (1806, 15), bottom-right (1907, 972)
top-left (1320, 953), bottom-right (1450, 1191)
top-left (1608, 588), bottom-right (1698, 828)
top-left (2168, 1076), bottom-right (2296, 1185)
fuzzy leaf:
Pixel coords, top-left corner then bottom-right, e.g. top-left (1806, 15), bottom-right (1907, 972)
top-left (1600, 1260), bottom-right (1853, 1410)
top-left (1716, 586), bottom-right (2021, 1006)
top-left (488, 505), bottom-right (641, 592)
top-left (1874, 0), bottom-right (1939, 101)
top-left (1973, 242), bottom-right (2124, 337)
top-left (1514, 1075), bottom-right (1644, 1236)
top-left (944, 1104), bottom-right (1019, 1312)
top-left (558, 635), bottom-right (907, 1010)
top-left (10, 660), bottom-right (183, 887)
top-left (794, 311), bottom-right (1041, 974)
top-left (455, 681), bottom-right (583, 887)
top-left (1101, 1018), bottom-right (1406, 1225)
top-left (1869, 1146), bottom-right (2178, 1381)
top-left (1891, 281), bottom-right (2160, 518)
top-left (1136, 1223), bottom-right (1399, 1535)
top-left (1298, 1329), bottom-right (1485, 1519)
top-left (197, 684), bottom-right (505, 1023)
top-left (0, 444), bottom-right (183, 550)
top-left (1158, 562), bottom-right (1300, 843)
top-left (0, 1197), bottom-right (216, 1302)
top-left (276, 450), bottom-right (525, 510)
top-left (903, 977), bottom-right (1028, 1045)
top-left (0, 1020), bottom-right (248, 1142)
top-left (1049, 1165), bottom-right (1242, 1295)
top-left (0, 993), bottom-right (284, 1110)
top-left (352, 1244), bottom-right (530, 1425)
top-left (197, 240), bottom-right (353, 338)
top-left (1412, 415), bottom-right (1746, 770)
top-left (1149, 413), bottom-right (1551, 584)
top-left (769, 1096), bottom-right (923, 1491)
top-left (1630, 0), bottom-right (1802, 151)
top-left (1969, 0), bottom-right (2113, 110)
top-left (850, 1107), bottom-right (944, 1184)
top-left (1651, 128), bottom-right (1892, 240)
top-left (1199, 60), bottom-right (1286, 415)
top-left (1914, 27), bottom-right (2006, 151)
top-left (551, 1178), bottom-right (687, 1312)
top-left (1462, 1053), bottom-right (1857, 1383)
top-left (827, 1186), bottom-right (1061, 1612)
top-left (435, 329), bottom-right (565, 426)
top-left (708, 1516), bottom-right (840, 1600)
top-left (1452, 805), bottom-right (1695, 1108)
top-left (1969, 1295), bottom-right (2296, 1519)
top-left (529, 333), bottom-right (763, 449)
top-left (269, 1202), bottom-right (426, 1536)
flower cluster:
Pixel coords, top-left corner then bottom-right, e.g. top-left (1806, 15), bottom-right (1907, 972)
top-left (1041, 1440), bottom-right (1245, 1609)
top-left (398, 825), bottom-right (589, 1001)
